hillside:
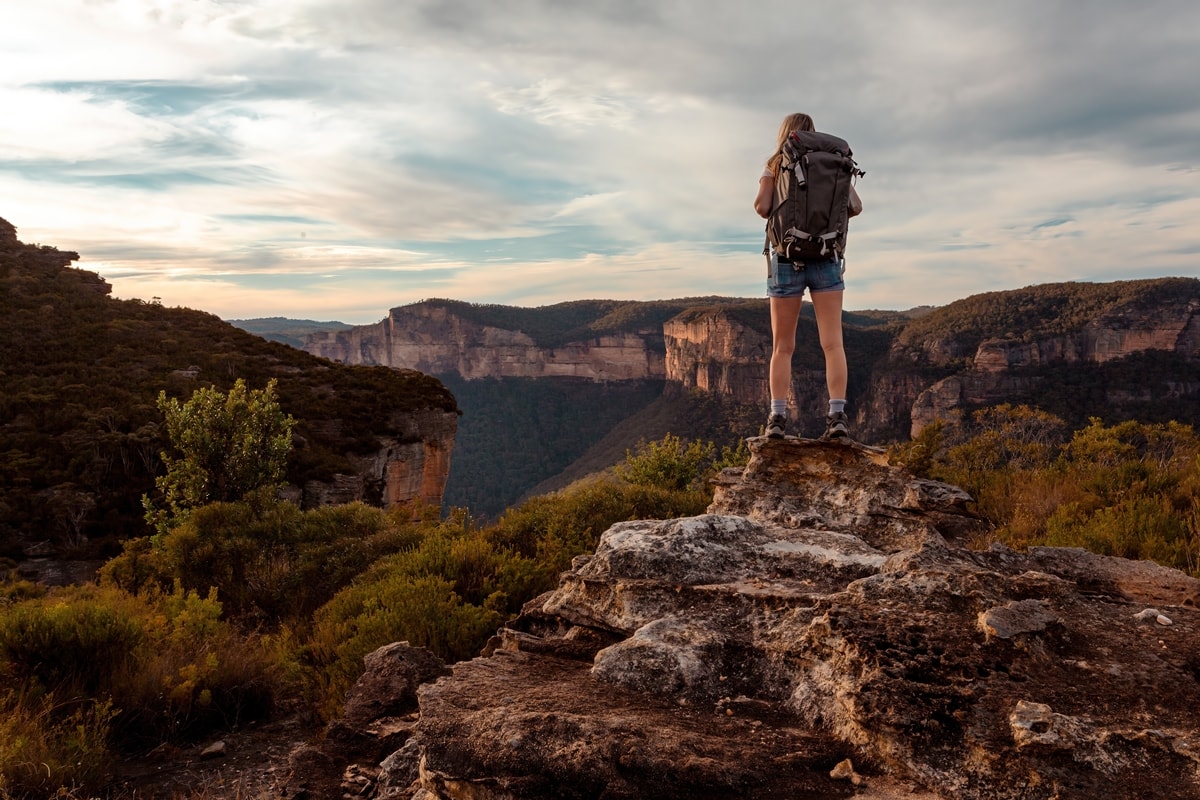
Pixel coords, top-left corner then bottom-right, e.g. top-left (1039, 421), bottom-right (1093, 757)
top-left (0, 218), bottom-right (458, 559)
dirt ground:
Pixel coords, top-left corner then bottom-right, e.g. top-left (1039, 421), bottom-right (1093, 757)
top-left (107, 715), bottom-right (317, 799)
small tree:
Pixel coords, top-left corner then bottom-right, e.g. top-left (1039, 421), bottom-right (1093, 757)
top-left (145, 379), bottom-right (295, 534)
top-left (616, 434), bottom-right (716, 492)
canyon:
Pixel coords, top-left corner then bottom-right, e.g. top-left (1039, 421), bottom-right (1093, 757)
top-left (303, 282), bottom-right (1200, 441)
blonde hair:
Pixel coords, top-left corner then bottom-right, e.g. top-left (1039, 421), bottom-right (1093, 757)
top-left (766, 112), bottom-right (815, 176)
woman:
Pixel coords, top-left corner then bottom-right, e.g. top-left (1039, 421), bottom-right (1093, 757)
top-left (753, 112), bottom-right (862, 440)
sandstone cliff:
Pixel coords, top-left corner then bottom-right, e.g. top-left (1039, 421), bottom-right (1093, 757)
top-left (305, 280), bottom-right (1200, 446)
top-left (296, 407), bottom-right (457, 515)
top-left (892, 280), bottom-right (1200, 436)
top-left (304, 303), bottom-right (666, 381)
top-left (291, 438), bottom-right (1200, 799)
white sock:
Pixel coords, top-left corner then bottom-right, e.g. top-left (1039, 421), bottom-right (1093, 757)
top-left (828, 399), bottom-right (846, 415)
top-left (770, 399), bottom-right (787, 417)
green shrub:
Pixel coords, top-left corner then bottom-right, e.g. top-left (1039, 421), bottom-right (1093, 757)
top-left (616, 434), bottom-right (715, 491)
top-left (615, 433), bottom-right (749, 493)
top-left (307, 573), bottom-right (503, 719)
top-left (0, 591), bottom-right (144, 697)
top-left (102, 498), bottom-right (421, 625)
top-left (489, 478), bottom-right (710, 573)
top-left (144, 379), bottom-right (295, 535)
top-left (910, 411), bottom-right (1200, 574)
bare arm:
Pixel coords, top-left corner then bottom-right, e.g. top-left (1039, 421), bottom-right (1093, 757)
top-left (754, 175), bottom-right (774, 219)
top-left (848, 184), bottom-right (863, 218)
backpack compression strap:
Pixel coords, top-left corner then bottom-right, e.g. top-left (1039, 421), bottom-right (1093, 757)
top-left (783, 228), bottom-right (840, 256)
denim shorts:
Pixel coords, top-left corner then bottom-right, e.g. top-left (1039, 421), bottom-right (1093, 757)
top-left (766, 252), bottom-right (845, 298)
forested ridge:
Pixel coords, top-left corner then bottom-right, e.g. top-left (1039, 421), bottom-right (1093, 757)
top-left (0, 219), bottom-right (455, 556)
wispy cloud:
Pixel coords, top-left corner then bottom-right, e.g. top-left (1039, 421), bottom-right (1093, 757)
top-left (1, 0), bottom-right (1197, 323)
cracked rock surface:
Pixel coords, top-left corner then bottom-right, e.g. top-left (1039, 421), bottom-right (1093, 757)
top-left (318, 437), bottom-right (1200, 799)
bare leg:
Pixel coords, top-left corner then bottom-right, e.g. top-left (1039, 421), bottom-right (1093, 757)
top-left (769, 296), bottom-right (804, 403)
top-left (810, 289), bottom-right (847, 402)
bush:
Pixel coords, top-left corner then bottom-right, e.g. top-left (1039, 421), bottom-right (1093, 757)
top-left (304, 516), bottom-right (543, 717)
top-left (102, 498), bottom-right (422, 625)
top-left (489, 478), bottom-right (711, 573)
top-left (307, 574), bottom-right (502, 719)
top-left (144, 379), bottom-right (295, 535)
top-left (616, 433), bottom-right (749, 493)
top-left (0, 584), bottom-right (277, 750)
top-left (906, 410), bottom-right (1200, 574)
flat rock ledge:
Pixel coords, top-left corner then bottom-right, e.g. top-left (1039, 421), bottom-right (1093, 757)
top-left (308, 437), bottom-right (1200, 800)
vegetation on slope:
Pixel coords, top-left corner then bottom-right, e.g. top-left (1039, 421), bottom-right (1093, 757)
top-left (440, 376), bottom-right (733, 519)
top-left (893, 405), bottom-right (1200, 569)
top-left (0, 220), bottom-right (456, 554)
top-left (0, 435), bottom-right (722, 797)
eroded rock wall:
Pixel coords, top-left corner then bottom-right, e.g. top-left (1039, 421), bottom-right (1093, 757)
top-left (305, 304), bottom-right (665, 381)
top-left (298, 409), bottom-right (457, 515)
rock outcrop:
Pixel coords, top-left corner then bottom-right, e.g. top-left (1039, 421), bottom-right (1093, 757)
top-left (662, 309), bottom-right (766, 401)
top-left (296, 408), bottom-right (457, 514)
top-left (311, 436), bottom-right (1200, 799)
top-left (891, 283), bottom-right (1200, 436)
top-left (304, 303), bottom-right (665, 381)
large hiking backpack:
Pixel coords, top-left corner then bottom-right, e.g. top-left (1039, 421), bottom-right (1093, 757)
top-left (766, 130), bottom-right (864, 262)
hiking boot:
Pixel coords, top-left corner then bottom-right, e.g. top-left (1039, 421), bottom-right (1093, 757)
top-left (822, 411), bottom-right (850, 440)
top-left (765, 413), bottom-right (787, 439)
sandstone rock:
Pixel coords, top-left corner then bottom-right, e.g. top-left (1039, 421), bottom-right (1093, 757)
top-left (340, 643), bottom-right (451, 729)
top-left (304, 304), bottom-right (665, 381)
top-left (301, 408), bottom-right (457, 515)
top-left (379, 436), bottom-right (1200, 800)
top-left (284, 644), bottom-right (450, 798)
top-left (199, 740), bottom-right (226, 759)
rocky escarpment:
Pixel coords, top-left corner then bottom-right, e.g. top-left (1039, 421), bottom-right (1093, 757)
top-left (887, 280), bottom-right (1200, 436)
top-left (663, 308), bottom-right (838, 431)
top-left (308, 280), bottom-right (1200, 448)
top-left (304, 303), bottom-right (665, 381)
top-left (294, 407), bottom-right (456, 514)
top-left (297, 437), bottom-right (1200, 799)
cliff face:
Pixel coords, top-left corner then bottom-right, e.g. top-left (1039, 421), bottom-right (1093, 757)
top-left (305, 304), bottom-right (665, 381)
top-left (297, 438), bottom-right (1200, 799)
top-left (667, 286), bottom-right (1200, 438)
top-left (662, 310), bottom-right (766, 403)
top-left (305, 280), bottom-right (1200, 445)
top-left (900, 294), bottom-right (1200, 435)
top-left (298, 409), bottom-right (457, 514)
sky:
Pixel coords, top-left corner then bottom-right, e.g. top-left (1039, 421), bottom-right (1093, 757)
top-left (3, 0), bottom-right (1199, 325)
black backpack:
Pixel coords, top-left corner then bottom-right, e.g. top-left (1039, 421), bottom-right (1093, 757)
top-left (766, 130), bottom-right (864, 262)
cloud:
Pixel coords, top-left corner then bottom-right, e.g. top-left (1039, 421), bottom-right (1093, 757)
top-left (1, 0), bottom-right (1197, 324)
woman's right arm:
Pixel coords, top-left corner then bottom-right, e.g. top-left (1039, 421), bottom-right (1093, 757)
top-left (754, 175), bottom-right (774, 219)
top-left (848, 185), bottom-right (863, 218)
